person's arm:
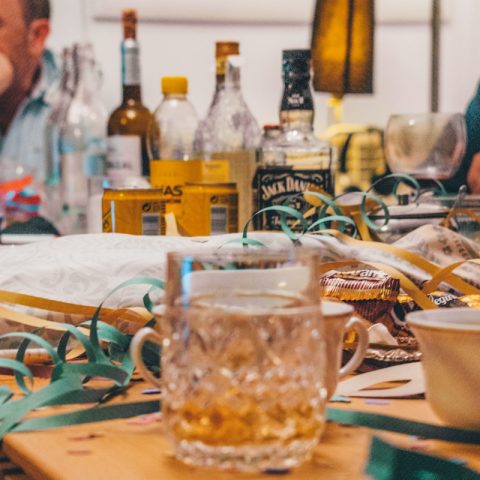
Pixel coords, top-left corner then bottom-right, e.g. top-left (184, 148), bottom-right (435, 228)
top-left (467, 152), bottom-right (480, 192)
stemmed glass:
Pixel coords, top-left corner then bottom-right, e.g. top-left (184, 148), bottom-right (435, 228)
top-left (385, 113), bottom-right (466, 181)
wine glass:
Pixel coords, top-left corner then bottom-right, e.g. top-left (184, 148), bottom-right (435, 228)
top-left (384, 113), bottom-right (466, 180)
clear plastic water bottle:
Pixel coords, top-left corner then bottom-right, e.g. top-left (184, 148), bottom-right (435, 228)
top-left (148, 76), bottom-right (199, 224)
top-left (149, 76), bottom-right (198, 161)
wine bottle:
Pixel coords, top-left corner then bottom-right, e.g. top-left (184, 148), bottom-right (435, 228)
top-left (107, 9), bottom-right (153, 180)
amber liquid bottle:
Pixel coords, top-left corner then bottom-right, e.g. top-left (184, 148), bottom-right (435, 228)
top-left (194, 41), bottom-right (261, 229)
top-left (107, 9), bottom-right (153, 179)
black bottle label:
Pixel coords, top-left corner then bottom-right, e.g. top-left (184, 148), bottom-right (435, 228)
top-left (252, 166), bottom-right (334, 231)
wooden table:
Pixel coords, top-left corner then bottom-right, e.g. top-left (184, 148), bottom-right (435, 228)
top-left (2, 379), bottom-right (480, 480)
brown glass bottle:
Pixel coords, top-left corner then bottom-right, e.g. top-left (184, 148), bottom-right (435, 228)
top-left (107, 9), bottom-right (153, 179)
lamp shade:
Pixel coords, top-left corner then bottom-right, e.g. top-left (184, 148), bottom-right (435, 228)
top-left (311, 0), bottom-right (374, 96)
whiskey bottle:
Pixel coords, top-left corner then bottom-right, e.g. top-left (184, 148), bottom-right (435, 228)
top-left (107, 9), bottom-right (153, 179)
top-left (253, 49), bottom-right (334, 231)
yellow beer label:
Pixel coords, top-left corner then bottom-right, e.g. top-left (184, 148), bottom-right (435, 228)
top-left (201, 159), bottom-right (230, 182)
top-left (180, 184), bottom-right (238, 236)
top-left (150, 160), bottom-right (202, 215)
top-left (102, 190), bottom-right (166, 236)
top-left (150, 160), bottom-right (202, 189)
top-left (150, 159), bottom-right (230, 228)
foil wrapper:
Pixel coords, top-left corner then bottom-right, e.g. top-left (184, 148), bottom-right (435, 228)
top-left (320, 269), bottom-right (400, 323)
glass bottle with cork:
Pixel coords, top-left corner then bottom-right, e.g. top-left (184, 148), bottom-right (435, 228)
top-left (195, 41), bottom-right (261, 231)
top-left (59, 43), bottom-right (108, 235)
top-left (107, 9), bottom-right (153, 180)
top-left (43, 47), bottom-right (74, 225)
top-left (253, 49), bottom-right (334, 231)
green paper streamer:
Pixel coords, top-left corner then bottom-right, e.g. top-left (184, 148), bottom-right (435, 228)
top-left (326, 408), bottom-right (480, 444)
top-left (242, 205), bottom-right (308, 243)
top-left (12, 400), bottom-right (160, 433)
top-left (366, 436), bottom-right (480, 480)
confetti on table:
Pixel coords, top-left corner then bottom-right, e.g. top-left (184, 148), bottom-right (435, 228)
top-left (127, 412), bottom-right (162, 425)
top-left (329, 395), bottom-right (351, 403)
top-left (68, 432), bottom-right (103, 442)
top-left (67, 449), bottom-right (92, 456)
top-left (364, 399), bottom-right (390, 405)
top-left (142, 388), bottom-right (161, 395)
top-left (264, 468), bottom-right (291, 475)
top-left (410, 441), bottom-right (430, 451)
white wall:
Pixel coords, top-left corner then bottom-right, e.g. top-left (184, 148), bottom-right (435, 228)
top-left (46, 0), bottom-right (480, 134)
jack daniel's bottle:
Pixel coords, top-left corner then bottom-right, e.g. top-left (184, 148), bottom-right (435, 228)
top-left (253, 49), bottom-right (334, 231)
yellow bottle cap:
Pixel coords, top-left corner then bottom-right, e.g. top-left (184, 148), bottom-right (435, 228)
top-left (162, 76), bottom-right (188, 95)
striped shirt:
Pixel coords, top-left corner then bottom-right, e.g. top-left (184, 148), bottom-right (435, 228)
top-left (0, 50), bottom-right (58, 183)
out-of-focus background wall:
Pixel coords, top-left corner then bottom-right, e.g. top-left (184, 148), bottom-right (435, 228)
top-left (46, 0), bottom-right (480, 132)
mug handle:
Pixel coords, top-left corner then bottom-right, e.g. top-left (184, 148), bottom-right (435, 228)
top-left (130, 327), bottom-right (163, 389)
top-left (338, 316), bottom-right (369, 379)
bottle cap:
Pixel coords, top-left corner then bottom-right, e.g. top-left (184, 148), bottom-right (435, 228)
top-left (162, 76), bottom-right (188, 95)
top-left (282, 49), bottom-right (311, 62)
top-left (215, 41), bottom-right (240, 58)
top-left (122, 9), bottom-right (137, 39)
top-left (282, 49), bottom-right (311, 79)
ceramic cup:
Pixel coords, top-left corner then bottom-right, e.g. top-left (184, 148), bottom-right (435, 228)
top-left (407, 308), bottom-right (480, 429)
top-left (321, 300), bottom-right (369, 399)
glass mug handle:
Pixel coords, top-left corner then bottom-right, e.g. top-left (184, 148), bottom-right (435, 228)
top-left (338, 316), bottom-right (369, 378)
top-left (130, 327), bottom-right (163, 389)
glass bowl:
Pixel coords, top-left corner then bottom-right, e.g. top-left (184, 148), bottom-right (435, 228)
top-left (385, 113), bottom-right (466, 180)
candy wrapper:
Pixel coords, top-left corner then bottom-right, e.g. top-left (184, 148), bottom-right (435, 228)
top-left (320, 269), bottom-right (400, 324)
top-left (392, 291), bottom-right (467, 333)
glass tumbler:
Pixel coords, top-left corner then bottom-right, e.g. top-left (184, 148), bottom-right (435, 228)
top-left (131, 248), bottom-right (327, 472)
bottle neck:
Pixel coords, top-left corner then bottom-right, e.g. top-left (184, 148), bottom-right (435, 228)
top-left (222, 61), bottom-right (241, 91)
top-left (74, 56), bottom-right (98, 97)
top-left (280, 111), bottom-right (314, 132)
top-left (163, 93), bottom-right (187, 101)
top-left (280, 75), bottom-right (314, 130)
top-left (59, 50), bottom-right (73, 95)
top-left (215, 54), bottom-right (228, 88)
top-left (121, 38), bottom-right (142, 103)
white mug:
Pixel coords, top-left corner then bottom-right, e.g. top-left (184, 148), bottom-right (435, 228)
top-left (321, 301), bottom-right (369, 399)
top-left (407, 308), bottom-right (480, 429)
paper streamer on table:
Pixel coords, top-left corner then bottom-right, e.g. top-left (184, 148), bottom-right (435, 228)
top-left (336, 362), bottom-right (425, 398)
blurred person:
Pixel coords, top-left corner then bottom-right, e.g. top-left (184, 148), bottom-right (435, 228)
top-left (444, 83), bottom-right (480, 193)
top-left (0, 0), bottom-right (56, 181)
top-left (467, 153), bottom-right (480, 192)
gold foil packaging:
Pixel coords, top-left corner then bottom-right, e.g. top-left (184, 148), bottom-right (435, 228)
top-left (320, 270), bottom-right (400, 323)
